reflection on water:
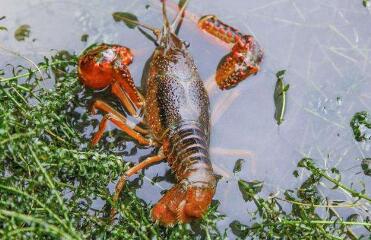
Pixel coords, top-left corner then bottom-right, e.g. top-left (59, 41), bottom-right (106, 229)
top-left (1, 0), bottom-right (370, 236)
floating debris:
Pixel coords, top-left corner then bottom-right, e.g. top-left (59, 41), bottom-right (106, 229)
top-left (350, 111), bottom-right (371, 142)
top-left (14, 24), bottom-right (30, 41)
top-left (274, 70), bottom-right (289, 125)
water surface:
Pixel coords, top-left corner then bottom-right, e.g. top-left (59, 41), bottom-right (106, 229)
top-left (1, 0), bottom-right (370, 236)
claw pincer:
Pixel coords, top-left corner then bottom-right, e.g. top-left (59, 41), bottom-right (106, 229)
top-left (198, 15), bottom-right (263, 89)
top-left (78, 44), bottom-right (134, 90)
top-left (78, 44), bottom-right (143, 116)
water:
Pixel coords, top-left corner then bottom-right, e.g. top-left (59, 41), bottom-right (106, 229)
top-left (1, 0), bottom-right (370, 236)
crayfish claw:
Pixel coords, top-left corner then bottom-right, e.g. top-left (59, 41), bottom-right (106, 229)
top-left (216, 36), bottom-right (263, 90)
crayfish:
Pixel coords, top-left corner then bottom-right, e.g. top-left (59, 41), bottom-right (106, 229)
top-left (77, 0), bottom-right (262, 226)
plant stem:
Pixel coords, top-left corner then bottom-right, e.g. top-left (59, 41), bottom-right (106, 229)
top-left (274, 197), bottom-right (363, 208)
top-left (305, 161), bottom-right (371, 202)
top-left (0, 60), bottom-right (75, 82)
top-left (0, 210), bottom-right (78, 240)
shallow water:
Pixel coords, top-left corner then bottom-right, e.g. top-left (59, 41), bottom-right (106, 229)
top-left (1, 0), bottom-right (370, 236)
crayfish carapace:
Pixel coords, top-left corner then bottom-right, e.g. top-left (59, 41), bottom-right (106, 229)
top-left (78, 0), bottom-right (216, 226)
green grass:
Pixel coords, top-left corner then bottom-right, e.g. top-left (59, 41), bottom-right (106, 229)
top-left (0, 53), bottom-right (370, 239)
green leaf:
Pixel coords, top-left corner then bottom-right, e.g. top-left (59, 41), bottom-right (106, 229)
top-left (14, 24), bottom-right (31, 41)
top-left (0, 26), bottom-right (7, 31)
top-left (350, 111), bottom-right (371, 142)
top-left (283, 84), bottom-right (290, 92)
top-left (346, 214), bottom-right (360, 222)
top-left (276, 69), bottom-right (286, 79)
top-left (112, 12), bottom-right (139, 29)
top-left (230, 220), bottom-right (249, 238)
top-left (361, 158), bottom-right (371, 176)
top-left (363, 0), bottom-right (369, 7)
top-left (233, 159), bottom-right (245, 174)
top-left (297, 158), bottom-right (314, 168)
top-left (238, 179), bottom-right (263, 202)
top-left (274, 70), bottom-right (288, 125)
top-left (80, 34), bottom-right (89, 42)
top-left (297, 174), bottom-right (321, 203)
top-left (0, 16), bottom-right (5, 20)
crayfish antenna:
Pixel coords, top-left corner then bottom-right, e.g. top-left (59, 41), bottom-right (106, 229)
top-left (171, 0), bottom-right (190, 32)
top-left (161, 0), bottom-right (171, 34)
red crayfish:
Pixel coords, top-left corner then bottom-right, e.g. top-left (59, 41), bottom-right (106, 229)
top-left (77, 0), bottom-right (262, 226)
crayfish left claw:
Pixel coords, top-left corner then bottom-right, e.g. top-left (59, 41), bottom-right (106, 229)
top-left (78, 43), bottom-right (144, 117)
top-left (78, 44), bottom-right (133, 90)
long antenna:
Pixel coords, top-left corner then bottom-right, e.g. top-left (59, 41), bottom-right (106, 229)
top-left (161, 0), bottom-right (171, 33)
top-left (171, 0), bottom-right (190, 31)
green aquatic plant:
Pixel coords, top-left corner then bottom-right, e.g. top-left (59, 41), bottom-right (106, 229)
top-left (350, 111), bottom-right (371, 142)
top-left (14, 24), bottom-right (31, 41)
top-left (232, 158), bottom-right (370, 239)
top-left (233, 159), bottom-right (245, 174)
top-left (112, 12), bottom-right (139, 29)
top-left (274, 70), bottom-right (289, 125)
top-left (80, 34), bottom-right (89, 42)
top-left (0, 16), bottom-right (6, 32)
top-left (361, 158), bottom-right (371, 176)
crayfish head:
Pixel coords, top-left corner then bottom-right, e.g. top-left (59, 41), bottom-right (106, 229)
top-left (77, 44), bottom-right (133, 90)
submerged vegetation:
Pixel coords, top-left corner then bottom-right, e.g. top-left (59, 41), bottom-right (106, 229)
top-left (363, 0), bottom-right (370, 7)
top-left (350, 111), bottom-right (371, 142)
top-left (14, 24), bottom-right (31, 41)
top-left (0, 16), bottom-right (7, 32)
top-left (232, 158), bottom-right (370, 239)
top-left (0, 52), bottom-right (370, 239)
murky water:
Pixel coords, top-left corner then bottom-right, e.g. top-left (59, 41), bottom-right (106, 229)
top-left (1, 0), bottom-right (370, 236)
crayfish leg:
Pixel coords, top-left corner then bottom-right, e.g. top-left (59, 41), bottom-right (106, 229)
top-left (110, 150), bottom-right (165, 221)
top-left (89, 100), bottom-right (150, 146)
top-left (111, 80), bottom-right (144, 118)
